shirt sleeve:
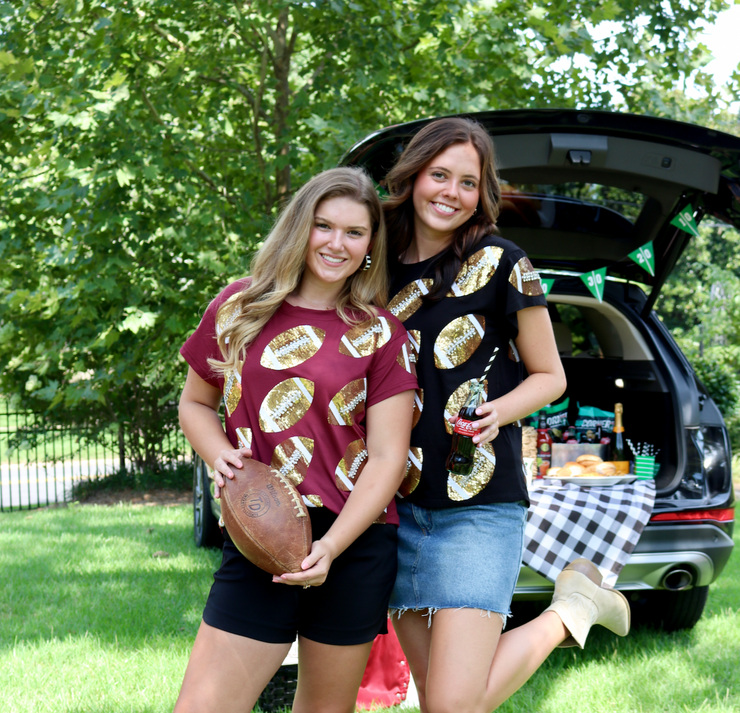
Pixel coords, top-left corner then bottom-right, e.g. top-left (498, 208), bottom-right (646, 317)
top-left (366, 313), bottom-right (419, 409)
top-left (501, 249), bottom-right (548, 338)
top-left (179, 279), bottom-right (250, 388)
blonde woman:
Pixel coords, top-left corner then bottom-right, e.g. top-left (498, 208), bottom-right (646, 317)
top-left (174, 167), bottom-right (417, 713)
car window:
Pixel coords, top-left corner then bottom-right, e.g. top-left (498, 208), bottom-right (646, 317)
top-left (552, 303), bottom-right (604, 358)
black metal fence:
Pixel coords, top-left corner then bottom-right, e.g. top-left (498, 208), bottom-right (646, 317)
top-left (0, 401), bottom-right (189, 512)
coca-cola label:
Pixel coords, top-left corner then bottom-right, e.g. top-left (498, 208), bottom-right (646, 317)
top-left (454, 418), bottom-right (477, 437)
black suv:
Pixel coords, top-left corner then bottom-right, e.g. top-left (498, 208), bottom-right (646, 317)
top-left (194, 109), bottom-right (738, 631)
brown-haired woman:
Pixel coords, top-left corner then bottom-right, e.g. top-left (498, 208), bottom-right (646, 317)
top-left (175, 167), bottom-right (417, 713)
top-left (383, 117), bottom-right (631, 712)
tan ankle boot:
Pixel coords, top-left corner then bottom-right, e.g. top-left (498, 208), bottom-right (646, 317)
top-left (544, 558), bottom-right (631, 649)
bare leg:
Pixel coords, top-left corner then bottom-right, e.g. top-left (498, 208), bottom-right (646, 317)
top-left (291, 636), bottom-right (374, 713)
top-left (173, 620), bottom-right (291, 713)
top-left (484, 611), bottom-right (568, 709)
top-left (394, 608), bottom-right (567, 713)
top-left (391, 612), bottom-right (433, 712)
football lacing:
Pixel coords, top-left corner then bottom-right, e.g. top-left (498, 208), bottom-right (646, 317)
top-left (274, 335), bottom-right (311, 357)
top-left (446, 326), bottom-right (477, 355)
top-left (339, 390), bottom-right (366, 415)
top-left (351, 321), bottom-right (384, 347)
top-left (276, 471), bottom-right (307, 517)
top-left (348, 450), bottom-right (368, 480)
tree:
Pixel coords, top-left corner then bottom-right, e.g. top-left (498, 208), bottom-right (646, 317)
top-left (0, 0), bottom-right (731, 468)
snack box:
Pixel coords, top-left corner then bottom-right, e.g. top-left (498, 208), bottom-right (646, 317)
top-left (551, 444), bottom-right (608, 468)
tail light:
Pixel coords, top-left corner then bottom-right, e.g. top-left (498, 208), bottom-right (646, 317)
top-left (677, 426), bottom-right (731, 499)
top-left (650, 508), bottom-right (734, 523)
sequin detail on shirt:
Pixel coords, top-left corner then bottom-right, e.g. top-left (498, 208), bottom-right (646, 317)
top-left (235, 428), bottom-right (252, 449)
top-left (260, 326), bottom-right (326, 370)
top-left (223, 364), bottom-right (243, 417)
top-left (447, 441), bottom-right (496, 501)
top-left (433, 315), bottom-right (485, 369)
top-left (447, 246), bottom-right (503, 297)
top-left (339, 316), bottom-right (396, 357)
top-left (509, 257), bottom-right (544, 296)
top-left (335, 439), bottom-right (368, 491)
top-left (216, 292), bottom-right (243, 343)
top-left (443, 379), bottom-right (489, 434)
top-left (258, 377), bottom-right (314, 432)
top-left (328, 379), bottom-right (367, 427)
top-left (398, 446), bottom-right (423, 498)
top-left (271, 436), bottom-right (314, 485)
top-left (388, 279), bottom-right (433, 321)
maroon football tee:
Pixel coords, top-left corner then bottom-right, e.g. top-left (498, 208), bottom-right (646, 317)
top-left (181, 280), bottom-right (418, 525)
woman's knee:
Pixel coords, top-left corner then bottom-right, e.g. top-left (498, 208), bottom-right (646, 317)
top-left (426, 690), bottom-right (488, 713)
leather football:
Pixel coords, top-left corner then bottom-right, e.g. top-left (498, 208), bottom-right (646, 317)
top-left (220, 459), bottom-right (312, 576)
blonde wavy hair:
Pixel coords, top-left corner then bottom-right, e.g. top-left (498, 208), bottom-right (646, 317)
top-left (209, 167), bottom-right (388, 376)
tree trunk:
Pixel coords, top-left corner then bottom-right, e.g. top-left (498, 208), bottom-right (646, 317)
top-left (272, 9), bottom-right (294, 206)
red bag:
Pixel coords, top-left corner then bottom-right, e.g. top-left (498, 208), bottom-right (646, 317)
top-left (356, 621), bottom-right (410, 710)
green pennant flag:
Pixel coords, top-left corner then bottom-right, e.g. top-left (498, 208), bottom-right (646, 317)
top-left (541, 278), bottom-right (555, 297)
top-left (580, 268), bottom-right (607, 303)
top-left (670, 206), bottom-right (700, 237)
top-left (628, 241), bottom-right (655, 276)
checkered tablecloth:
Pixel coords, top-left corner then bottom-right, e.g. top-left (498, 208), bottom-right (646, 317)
top-left (523, 479), bottom-right (656, 587)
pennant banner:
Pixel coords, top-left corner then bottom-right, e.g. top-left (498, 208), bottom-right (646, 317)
top-left (541, 278), bottom-right (555, 297)
top-left (670, 206), bottom-right (699, 237)
top-left (580, 268), bottom-right (607, 303)
top-left (628, 241), bottom-right (655, 276)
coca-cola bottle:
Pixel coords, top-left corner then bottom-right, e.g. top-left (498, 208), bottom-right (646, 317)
top-left (446, 381), bottom-right (485, 476)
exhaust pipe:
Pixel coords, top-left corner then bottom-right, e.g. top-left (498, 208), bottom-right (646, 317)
top-left (661, 567), bottom-right (694, 591)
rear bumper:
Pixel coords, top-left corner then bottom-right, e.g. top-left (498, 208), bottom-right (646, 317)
top-left (513, 521), bottom-right (734, 598)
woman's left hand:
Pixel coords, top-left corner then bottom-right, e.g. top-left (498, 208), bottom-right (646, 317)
top-left (271, 538), bottom-right (336, 588)
top-left (470, 400), bottom-right (500, 445)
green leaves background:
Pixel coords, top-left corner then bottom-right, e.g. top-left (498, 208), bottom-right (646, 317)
top-left (1, 0), bottom-right (737, 466)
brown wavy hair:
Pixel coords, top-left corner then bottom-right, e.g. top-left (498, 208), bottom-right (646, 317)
top-left (384, 117), bottom-right (501, 299)
top-left (208, 167), bottom-right (388, 376)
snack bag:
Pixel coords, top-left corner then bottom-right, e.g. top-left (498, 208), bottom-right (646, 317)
top-left (574, 404), bottom-right (614, 444)
top-left (527, 398), bottom-right (569, 442)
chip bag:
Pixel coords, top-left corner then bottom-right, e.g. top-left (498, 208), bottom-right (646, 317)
top-left (574, 404), bottom-right (614, 444)
top-left (527, 398), bottom-right (570, 442)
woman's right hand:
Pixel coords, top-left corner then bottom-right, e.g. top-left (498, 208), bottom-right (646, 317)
top-left (211, 447), bottom-right (252, 498)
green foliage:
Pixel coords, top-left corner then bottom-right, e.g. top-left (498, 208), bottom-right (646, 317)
top-left (657, 222), bottom-right (740, 448)
top-left (691, 353), bottom-right (740, 418)
top-left (0, 0), bottom-right (732, 466)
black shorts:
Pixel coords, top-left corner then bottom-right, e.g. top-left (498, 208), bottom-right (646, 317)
top-left (203, 508), bottom-right (398, 646)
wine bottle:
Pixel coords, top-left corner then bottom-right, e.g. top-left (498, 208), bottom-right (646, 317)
top-left (611, 403), bottom-right (629, 474)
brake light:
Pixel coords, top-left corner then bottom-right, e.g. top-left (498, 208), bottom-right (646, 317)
top-left (650, 508), bottom-right (735, 522)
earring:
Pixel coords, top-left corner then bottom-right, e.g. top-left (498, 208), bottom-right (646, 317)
top-left (473, 207), bottom-right (478, 216)
top-left (362, 254), bottom-right (372, 271)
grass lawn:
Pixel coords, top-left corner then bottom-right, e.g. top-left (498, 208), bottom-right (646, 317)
top-left (1, 502), bottom-right (738, 713)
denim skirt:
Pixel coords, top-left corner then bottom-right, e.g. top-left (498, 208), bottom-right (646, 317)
top-left (389, 499), bottom-right (528, 620)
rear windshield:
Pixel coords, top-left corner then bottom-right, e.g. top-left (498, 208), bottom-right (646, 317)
top-left (498, 182), bottom-right (648, 238)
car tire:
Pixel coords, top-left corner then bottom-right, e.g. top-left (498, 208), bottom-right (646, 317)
top-left (193, 456), bottom-right (223, 548)
top-left (631, 585), bottom-right (709, 632)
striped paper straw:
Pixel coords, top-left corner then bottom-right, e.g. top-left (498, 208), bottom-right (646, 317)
top-left (479, 347), bottom-right (500, 383)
